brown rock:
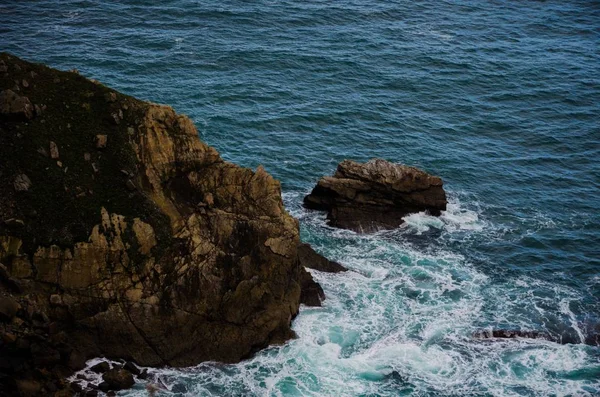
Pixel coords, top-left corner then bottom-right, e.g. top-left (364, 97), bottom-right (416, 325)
top-left (16, 379), bottom-right (42, 396)
top-left (104, 92), bottom-right (117, 103)
top-left (298, 243), bottom-right (346, 273)
top-left (49, 141), bottom-right (59, 159)
top-left (0, 296), bottom-right (21, 321)
top-left (49, 294), bottom-right (62, 306)
top-left (204, 192), bottom-right (214, 207)
top-left (14, 174), bottom-right (32, 191)
top-left (304, 159), bottom-right (447, 232)
top-left (299, 269), bottom-right (325, 307)
top-left (102, 369), bottom-right (134, 391)
top-left (0, 89), bottom-right (34, 120)
top-left (95, 134), bottom-right (107, 149)
top-left (123, 361), bottom-right (141, 376)
top-left (0, 60), bottom-right (7, 73)
top-left (90, 361), bottom-right (110, 373)
top-left (67, 350), bottom-right (87, 371)
top-left (1, 332), bottom-right (17, 343)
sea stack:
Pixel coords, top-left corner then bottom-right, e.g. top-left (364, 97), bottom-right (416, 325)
top-left (0, 53), bottom-right (327, 395)
top-left (304, 159), bottom-right (447, 232)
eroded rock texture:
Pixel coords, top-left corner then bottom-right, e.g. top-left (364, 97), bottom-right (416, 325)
top-left (304, 159), bottom-right (447, 232)
top-left (0, 53), bottom-right (324, 396)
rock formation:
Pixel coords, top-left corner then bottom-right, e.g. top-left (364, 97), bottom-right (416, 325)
top-left (304, 159), bottom-right (447, 232)
top-left (473, 328), bottom-right (600, 346)
top-left (297, 243), bottom-right (347, 273)
top-left (0, 53), bottom-right (327, 396)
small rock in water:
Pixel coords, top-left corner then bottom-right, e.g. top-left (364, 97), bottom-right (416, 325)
top-left (138, 369), bottom-right (149, 380)
top-left (102, 369), bottom-right (134, 391)
top-left (90, 361), bottom-right (110, 373)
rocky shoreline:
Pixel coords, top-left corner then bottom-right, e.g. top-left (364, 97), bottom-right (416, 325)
top-left (0, 53), bottom-right (332, 396)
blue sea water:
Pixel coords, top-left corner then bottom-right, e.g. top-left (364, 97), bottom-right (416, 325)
top-left (1, 0), bottom-right (600, 395)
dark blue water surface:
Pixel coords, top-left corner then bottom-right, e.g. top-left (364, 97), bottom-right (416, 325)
top-left (2, 0), bottom-right (599, 395)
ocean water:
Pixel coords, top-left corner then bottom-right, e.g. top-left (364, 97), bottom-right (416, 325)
top-left (1, 0), bottom-right (599, 395)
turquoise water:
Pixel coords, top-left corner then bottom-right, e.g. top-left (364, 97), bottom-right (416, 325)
top-left (1, 0), bottom-right (599, 395)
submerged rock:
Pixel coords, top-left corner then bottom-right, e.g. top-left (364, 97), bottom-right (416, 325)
top-left (0, 52), bottom-right (328, 395)
top-left (304, 159), bottom-right (447, 232)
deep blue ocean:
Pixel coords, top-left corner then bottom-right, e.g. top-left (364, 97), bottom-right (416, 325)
top-left (1, 0), bottom-right (599, 395)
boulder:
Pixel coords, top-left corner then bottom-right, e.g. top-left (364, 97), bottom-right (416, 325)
top-left (0, 296), bottom-right (20, 321)
top-left (13, 174), bottom-right (32, 192)
top-left (102, 369), bottom-right (134, 391)
top-left (0, 89), bottom-right (34, 120)
top-left (90, 361), bottom-right (110, 374)
top-left (304, 159), bottom-right (447, 232)
top-left (123, 361), bottom-right (141, 376)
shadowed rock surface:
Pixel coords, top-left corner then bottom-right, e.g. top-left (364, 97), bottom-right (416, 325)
top-left (0, 53), bottom-right (326, 396)
top-left (304, 159), bottom-right (447, 232)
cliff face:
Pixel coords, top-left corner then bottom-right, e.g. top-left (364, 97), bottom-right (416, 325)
top-left (0, 53), bottom-right (322, 395)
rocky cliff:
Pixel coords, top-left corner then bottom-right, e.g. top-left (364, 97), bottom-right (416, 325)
top-left (0, 53), bottom-right (325, 395)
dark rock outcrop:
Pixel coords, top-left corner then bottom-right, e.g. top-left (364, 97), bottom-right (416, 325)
top-left (101, 369), bottom-right (134, 391)
top-left (473, 328), bottom-right (600, 346)
top-left (296, 244), bottom-right (346, 306)
top-left (472, 329), bottom-right (554, 342)
top-left (298, 243), bottom-right (347, 273)
top-left (90, 362), bottom-right (110, 374)
top-left (0, 53), bottom-right (327, 396)
top-left (304, 159), bottom-right (447, 232)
